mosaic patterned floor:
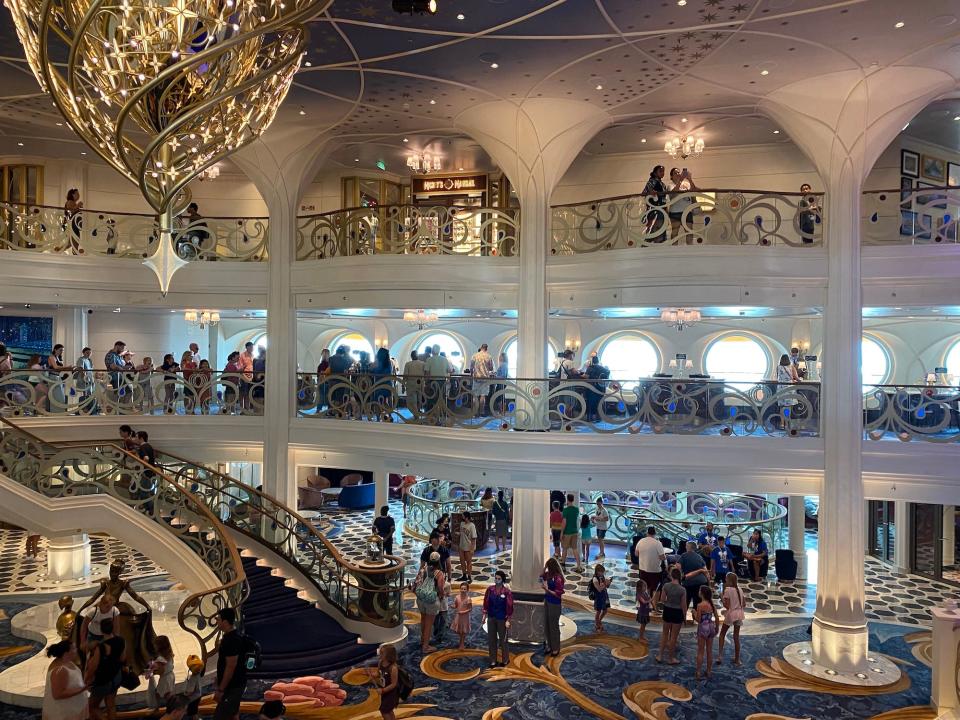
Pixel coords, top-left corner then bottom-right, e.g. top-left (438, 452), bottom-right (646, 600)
top-left (322, 501), bottom-right (954, 627)
top-left (0, 529), bottom-right (165, 594)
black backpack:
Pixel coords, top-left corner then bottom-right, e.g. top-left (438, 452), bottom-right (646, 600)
top-left (241, 634), bottom-right (262, 671)
top-left (587, 579), bottom-right (597, 601)
top-left (396, 665), bottom-right (414, 701)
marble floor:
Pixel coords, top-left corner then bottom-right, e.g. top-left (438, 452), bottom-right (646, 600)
top-left (324, 501), bottom-right (956, 627)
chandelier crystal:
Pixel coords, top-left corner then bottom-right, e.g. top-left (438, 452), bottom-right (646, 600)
top-left (661, 308), bottom-right (701, 332)
top-left (5, 0), bottom-right (330, 292)
top-left (664, 135), bottom-right (705, 160)
top-left (403, 309), bottom-right (438, 330)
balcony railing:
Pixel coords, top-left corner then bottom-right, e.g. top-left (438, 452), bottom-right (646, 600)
top-left (864, 384), bottom-right (960, 442)
top-left (295, 373), bottom-right (822, 437)
top-left (0, 369), bottom-right (264, 416)
top-left (0, 202), bottom-right (268, 261)
top-left (550, 189), bottom-right (823, 254)
top-left (862, 186), bottom-right (960, 245)
top-left (295, 204), bottom-right (519, 260)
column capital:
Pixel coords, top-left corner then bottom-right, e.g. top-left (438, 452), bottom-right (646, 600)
top-left (759, 67), bottom-right (956, 186)
top-left (456, 99), bottom-right (611, 204)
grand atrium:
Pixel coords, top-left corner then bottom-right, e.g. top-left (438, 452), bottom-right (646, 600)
top-left (0, 0), bottom-right (960, 718)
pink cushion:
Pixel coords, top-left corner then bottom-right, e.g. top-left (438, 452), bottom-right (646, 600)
top-left (270, 682), bottom-right (314, 696)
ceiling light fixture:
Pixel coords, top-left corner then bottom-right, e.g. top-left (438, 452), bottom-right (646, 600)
top-left (299, 107), bottom-right (306, 115)
top-left (677, 0), bottom-right (687, 5)
top-left (403, 309), bottom-right (439, 330)
top-left (954, 116), bottom-right (960, 121)
top-left (5, 0), bottom-right (328, 295)
top-left (773, 129), bottom-right (780, 134)
top-left (403, 137), bottom-right (409, 142)
top-left (392, 0), bottom-right (437, 14)
top-left (429, 99), bottom-right (437, 105)
top-left (184, 309), bottom-right (220, 329)
top-left (595, 83), bottom-right (603, 90)
top-left (894, 21), bottom-right (905, 28)
top-left (490, 62), bottom-right (499, 69)
top-left (664, 135), bottom-right (704, 160)
top-left (407, 150), bottom-right (441, 174)
top-left (17, 142), bottom-right (23, 147)
top-left (681, 117), bottom-right (688, 123)
top-left (198, 164), bottom-right (221, 181)
top-left (661, 308), bottom-right (701, 332)
top-left (760, 69), bottom-right (769, 76)
top-left (456, 13), bottom-right (464, 20)
top-left (641, 138), bottom-right (647, 143)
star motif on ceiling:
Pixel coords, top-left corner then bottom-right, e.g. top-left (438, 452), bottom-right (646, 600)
top-left (711, 32), bottom-right (724, 39)
top-left (671, 44), bottom-right (685, 53)
top-left (704, 0), bottom-right (721, 5)
top-left (699, 43), bottom-right (713, 51)
top-left (702, 12), bottom-right (718, 21)
top-left (732, 2), bottom-right (748, 11)
top-left (681, 31), bottom-right (696, 39)
top-left (692, 52), bottom-right (703, 60)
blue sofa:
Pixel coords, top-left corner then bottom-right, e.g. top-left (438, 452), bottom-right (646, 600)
top-left (339, 482), bottom-right (375, 510)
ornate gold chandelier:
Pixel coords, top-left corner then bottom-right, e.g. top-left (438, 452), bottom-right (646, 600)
top-left (5, 0), bottom-right (330, 292)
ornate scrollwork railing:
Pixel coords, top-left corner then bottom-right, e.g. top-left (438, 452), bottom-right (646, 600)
top-left (550, 189), bottom-right (823, 254)
top-left (0, 202), bottom-right (268, 261)
top-left (577, 490), bottom-right (787, 551)
top-left (295, 204), bottom-right (519, 260)
top-left (0, 369), bottom-right (264, 417)
top-left (862, 186), bottom-right (960, 245)
top-left (404, 479), bottom-right (513, 541)
top-left (864, 384), bottom-right (960, 442)
top-left (151, 449), bottom-right (406, 628)
top-left (0, 418), bottom-right (247, 661)
top-left (296, 373), bottom-right (821, 437)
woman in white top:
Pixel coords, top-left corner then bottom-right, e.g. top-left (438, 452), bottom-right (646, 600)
top-left (147, 635), bottom-right (176, 711)
top-left (42, 640), bottom-right (89, 720)
top-left (591, 498), bottom-right (611, 559)
top-left (81, 595), bottom-right (119, 650)
top-left (717, 572), bottom-right (745, 666)
top-left (458, 512), bottom-right (478, 582)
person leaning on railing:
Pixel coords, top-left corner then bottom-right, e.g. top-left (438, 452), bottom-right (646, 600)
top-left (798, 183), bottom-right (819, 244)
top-left (641, 165), bottom-right (669, 242)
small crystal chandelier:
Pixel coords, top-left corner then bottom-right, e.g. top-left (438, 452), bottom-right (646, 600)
top-left (661, 308), bottom-right (701, 332)
top-left (185, 310), bottom-right (221, 330)
top-left (406, 152), bottom-right (441, 174)
top-left (664, 135), bottom-right (705, 160)
top-left (403, 309), bottom-right (438, 330)
top-left (198, 165), bottom-right (221, 182)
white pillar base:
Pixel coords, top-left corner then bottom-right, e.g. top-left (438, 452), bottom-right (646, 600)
top-left (784, 641), bottom-right (900, 686)
top-left (810, 616), bottom-right (871, 673)
top-left (510, 489), bottom-right (550, 594)
top-left (47, 533), bottom-right (91, 582)
top-left (932, 607), bottom-right (960, 712)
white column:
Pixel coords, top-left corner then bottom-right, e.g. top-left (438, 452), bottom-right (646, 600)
top-left (510, 488), bottom-right (550, 594)
top-left (46, 533), bottom-right (91, 582)
top-left (262, 197), bottom-right (297, 508)
top-left (788, 495), bottom-right (807, 580)
top-left (207, 324), bottom-right (221, 371)
top-left (893, 501), bottom-right (910, 574)
top-left (54, 307), bottom-right (86, 359)
top-left (812, 165), bottom-right (869, 673)
top-left (374, 470), bottom-right (390, 513)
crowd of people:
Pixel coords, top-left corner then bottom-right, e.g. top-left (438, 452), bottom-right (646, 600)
top-left (0, 339), bottom-right (266, 415)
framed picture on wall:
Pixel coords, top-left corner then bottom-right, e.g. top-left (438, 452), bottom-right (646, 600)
top-left (921, 154), bottom-right (946, 183)
top-left (917, 214), bottom-right (933, 242)
top-left (900, 209), bottom-right (917, 236)
top-left (949, 162), bottom-right (960, 187)
top-left (901, 149), bottom-right (919, 178)
top-left (900, 176), bottom-right (914, 205)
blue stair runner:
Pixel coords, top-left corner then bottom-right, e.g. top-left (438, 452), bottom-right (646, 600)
top-left (240, 556), bottom-right (376, 678)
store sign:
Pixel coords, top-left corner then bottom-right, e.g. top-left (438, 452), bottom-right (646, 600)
top-left (412, 174), bottom-right (487, 195)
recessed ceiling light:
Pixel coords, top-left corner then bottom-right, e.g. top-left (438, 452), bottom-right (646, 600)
top-left (402, 137), bottom-right (409, 142)
top-left (304, 61), bottom-right (312, 67)
top-left (760, 69), bottom-right (770, 76)
top-left (681, 117), bottom-right (687, 123)
top-left (429, 99), bottom-right (436, 105)
top-left (458, 167), bottom-right (464, 171)
top-left (640, 138), bottom-right (647, 143)
top-left (81, 151), bottom-right (86, 155)
top-left (595, 84), bottom-right (603, 90)
top-left (954, 116), bottom-right (960, 121)
top-left (677, 0), bottom-right (686, 5)
top-left (894, 21), bottom-right (905, 28)
top-left (773, 129), bottom-right (780, 134)
top-left (354, 158), bottom-right (359, 162)
top-left (17, 142), bottom-right (23, 147)
top-left (56, 122), bottom-right (63, 126)
top-left (490, 62), bottom-right (499, 69)
top-left (298, 107), bottom-right (306, 116)
top-left (456, 13), bottom-right (464, 20)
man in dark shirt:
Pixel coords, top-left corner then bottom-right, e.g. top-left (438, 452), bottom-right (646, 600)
top-left (372, 505), bottom-right (396, 555)
top-left (679, 541), bottom-right (710, 616)
top-left (419, 531), bottom-right (452, 576)
top-left (214, 607), bottom-right (247, 720)
top-left (131, 430), bottom-right (157, 514)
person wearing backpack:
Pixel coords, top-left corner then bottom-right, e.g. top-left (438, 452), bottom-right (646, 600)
top-left (413, 554), bottom-right (445, 654)
top-left (213, 608), bottom-right (247, 720)
top-left (366, 643), bottom-right (401, 720)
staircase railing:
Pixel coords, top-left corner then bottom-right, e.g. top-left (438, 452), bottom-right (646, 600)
top-left (0, 418), bottom-right (247, 662)
top-left (143, 449), bottom-right (406, 628)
